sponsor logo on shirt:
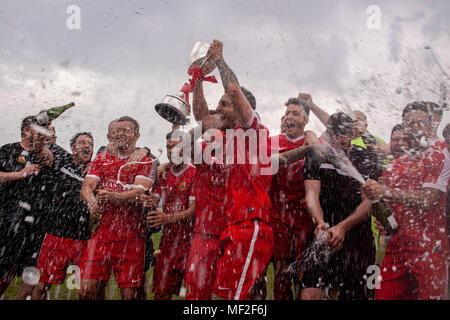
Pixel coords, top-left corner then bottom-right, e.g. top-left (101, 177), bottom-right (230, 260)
top-left (178, 181), bottom-right (187, 191)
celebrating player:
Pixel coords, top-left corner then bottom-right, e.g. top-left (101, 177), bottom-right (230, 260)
top-left (79, 116), bottom-right (155, 300)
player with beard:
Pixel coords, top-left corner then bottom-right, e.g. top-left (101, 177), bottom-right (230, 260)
top-left (364, 101), bottom-right (450, 300)
top-left (32, 132), bottom-right (94, 300)
top-left (0, 116), bottom-right (54, 299)
top-left (300, 112), bottom-right (381, 300)
top-left (79, 116), bottom-right (155, 300)
top-left (267, 98), bottom-right (318, 300)
top-left (142, 130), bottom-right (195, 300)
top-left (185, 40), bottom-right (273, 300)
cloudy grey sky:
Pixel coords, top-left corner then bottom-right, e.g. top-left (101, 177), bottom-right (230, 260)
top-left (1, 0), bottom-right (449, 158)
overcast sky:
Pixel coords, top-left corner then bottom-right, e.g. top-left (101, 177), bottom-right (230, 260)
top-left (1, 0), bottom-right (449, 159)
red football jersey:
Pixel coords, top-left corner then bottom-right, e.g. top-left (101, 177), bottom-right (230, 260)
top-left (193, 136), bottom-right (227, 236)
top-left (86, 152), bottom-right (154, 241)
top-left (222, 111), bottom-right (273, 226)
top-left (269, 133), bottom-right (313, 233)
top-left (383, 148), bottom-right (449, 254)
top-left (153, 164), bottom-right (196, 244)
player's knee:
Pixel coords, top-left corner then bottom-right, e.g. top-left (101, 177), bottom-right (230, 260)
top-left (300, 288), bottom-right (323, 300)
top-left (79, 283), bottom-right (99, 300)
top-left (31, 282), bottom-right (49, 300)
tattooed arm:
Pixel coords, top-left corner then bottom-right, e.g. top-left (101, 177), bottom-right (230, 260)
top-left (192, 79), bottom-right (211, 122)
top-left (209, 40), bottom-right (253, 125)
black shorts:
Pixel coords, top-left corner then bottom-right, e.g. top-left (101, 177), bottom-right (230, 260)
top-left (301, 246), bottom-right (375, 300)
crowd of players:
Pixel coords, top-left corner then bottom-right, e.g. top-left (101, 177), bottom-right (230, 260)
top-left (1, 40), bottom-right (450, 300)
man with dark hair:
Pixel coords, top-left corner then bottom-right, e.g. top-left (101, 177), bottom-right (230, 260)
top-left (32, 132), bottom-right (94, 300)
top-left (301, 112), bottom-right (380, 300)
top-left (80, 116), bottom-right (155, 300)
top-left (186, 40), bottom-right (273, 300)
top-left (364, 103), bottom-right (450, 300)
top-left (142, 130), bottom-right (195, 300)
top-left (0, 116), bottom-right (54, 299)
top-left (297, 93), bottom-right (387, 266)
top-left (266, 97), bottom-right (317, 300)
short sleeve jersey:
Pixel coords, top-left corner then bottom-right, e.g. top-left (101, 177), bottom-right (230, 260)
top-left (153, 165), bottom-right (196, 244)
top-left (44, 146), bottom-right (91, 240)
top-left (269, 133), bottom-right (312, 233)
top-left (223, 111), bottom-right (273, 226)
top-left (382, 149), bottom-right (449, 254)
top-left (0, 142), bottom-right (53, 238)
top-left (86, 152), bottom-right (154, 241)
top-left (304, 146), bottom-right (378, 253)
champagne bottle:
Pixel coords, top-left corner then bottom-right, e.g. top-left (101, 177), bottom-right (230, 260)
top-left (371, 200), bottom-right (399, 235)
top-left (35, 102), bottom-right (75, 125)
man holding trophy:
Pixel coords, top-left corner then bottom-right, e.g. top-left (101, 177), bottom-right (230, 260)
top-left (179, 40), bottom-right (274, 300)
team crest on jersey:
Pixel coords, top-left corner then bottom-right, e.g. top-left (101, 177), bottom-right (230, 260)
top-left (178, 181), bottom-right (187, 190)
top-left (18, 155), bottom-right (27, 164)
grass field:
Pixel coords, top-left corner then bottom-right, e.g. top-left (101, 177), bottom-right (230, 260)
top-left (3, 231), bottom-right (277, 300)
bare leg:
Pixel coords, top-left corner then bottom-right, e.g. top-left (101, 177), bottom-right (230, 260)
top-left (300, 288), bottom-right (324, 300)
top-left (79, 279), bottom-right (102, 300)
top-left (16, 283), bottom-right (35, 300)
top-left (249, 270), bottom-right (267, 300)
top-left (120, 287), bottom-right (139, 300)
top-left (273, 259), bottom-right (293, 300)
top-left (31, 282), bottom-right (52, 300)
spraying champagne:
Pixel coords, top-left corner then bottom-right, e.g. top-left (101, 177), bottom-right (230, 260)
top-left (35, 102), bottom-right (75, 126)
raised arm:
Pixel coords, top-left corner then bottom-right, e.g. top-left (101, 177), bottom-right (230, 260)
top-left (209, 40), bottom-right (253, 125)
top-left (192, 80), bottom-right (211, 122)
top-left (298, 93), bottom-right (330, 126)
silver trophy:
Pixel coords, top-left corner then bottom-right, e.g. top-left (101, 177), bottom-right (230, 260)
top-left (155, 42), bottom-right (216, 125)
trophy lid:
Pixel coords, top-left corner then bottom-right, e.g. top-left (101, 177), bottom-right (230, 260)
top-left (155, 94), bottom-right (190, 125)
top-left (188, 41), bottom-right (210, 67)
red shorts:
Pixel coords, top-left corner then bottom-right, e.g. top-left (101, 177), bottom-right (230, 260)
top-left (215, 219), bottom-right (273, 300)
top-left (375, 249), bottom-right (448, 300)
top-left (80, 238), bottom-right (145, 288)
top-left (37, 233), bottom-right (88, 284)
top-left (185, 233), bottom-right (221, 300)
top-left (153, 240), bottom-right (191, 296)
top-left (272, 221), bottom-right (310, 261)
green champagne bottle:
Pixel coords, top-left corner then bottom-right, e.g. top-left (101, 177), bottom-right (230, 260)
top-left (371, 200), bottom-right (399, 235)
top-left (35, 102), bottom-right (75, 125)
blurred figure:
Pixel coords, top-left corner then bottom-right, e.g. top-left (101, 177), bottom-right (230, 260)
top-left (301, 112), bottom-right (380, 300)
top-left (0, 116), bottom-right (54, 299)
top-left (32, 132), bottom-right (94, 300)
top-left (143, 130), bottom-right (195, 300)
top-left (268, 98), bottom-right (317, 300)
top-left (80, 116), bottom-right (155, 300)
top-left (364, 101), bottom-right (450, 300)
